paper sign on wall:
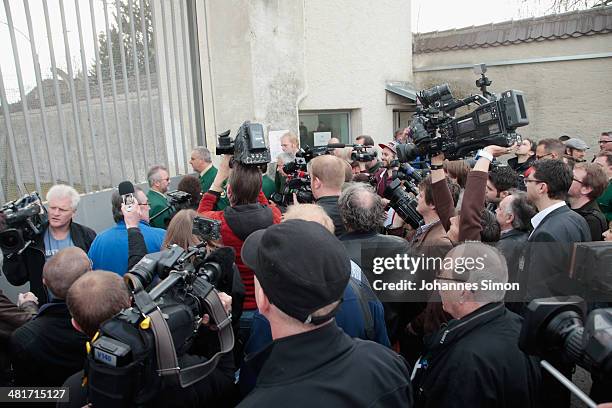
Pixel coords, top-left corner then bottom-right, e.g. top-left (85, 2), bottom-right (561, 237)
top-left (313, 131), bottom-right (332, 146)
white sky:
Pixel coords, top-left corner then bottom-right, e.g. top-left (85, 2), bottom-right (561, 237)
top-left (412, 0), bottom-right (562, 32)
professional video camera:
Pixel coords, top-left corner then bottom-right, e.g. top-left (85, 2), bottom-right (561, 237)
top-left (351, 144), bottom-right (378, 162)
top-left (383, 177), bottom-right (423, 230)
top-left (271, 145), bottom-right (329, 206)
top-left (398, 64), bottom-right (528, 161)
top-left (149, 190), bottom-right (193, 226)
top-left (520, 296), bottom-right (612, 406)
top-left (216, 121), bottom-right (271, 166)
top-left (85, 218), bottom-right (234, 407)
top-left (0, 192), bottom-right (47, 254)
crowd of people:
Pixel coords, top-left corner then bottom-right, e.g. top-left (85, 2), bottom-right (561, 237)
top-left (0, 128), bottom-right (611, 407)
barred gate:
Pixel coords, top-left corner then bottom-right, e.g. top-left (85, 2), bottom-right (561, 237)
top-left (0, 0), bottom-right (203, 203)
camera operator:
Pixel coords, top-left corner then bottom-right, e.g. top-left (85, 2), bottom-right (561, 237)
top-left (372, 141), bottom-right (399, 197)
top-left (411, 242), bottom-right (541, 408)
top-left (430, 145), bottom-right (509, 244)
top-left (177, 175), bottom-right (202, 210)
top-left (146, 165), bottom-right (171, 229)
top-left (508, 138), bottom-right (536, 175)
top-left (197, 154), bottom-right (281, 340)
top-left (568, 162), bottom-right (608, 241)
top-left (355, 135), bottom-right (381, 175)
top-left (2, 184), bottom-right (96, 304)
top-left (308, 155), bottom-right (347, 237)
top-left (60, 270), bottom-right (235, 408)
top-left (274, 152), bottom-right (295, 195)
top-left (88, 186), bottom-right (165, 276)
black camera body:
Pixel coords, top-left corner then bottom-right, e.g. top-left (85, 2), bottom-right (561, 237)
top-left (519, 297), bottom-right (612, 381)
top-left (216, 121), bottom-right (270, 166)
top-left (351, 144), bottom-right (378, 162)
top-left (0, 193), bottom-right (47, 254)
top-left (383, 178), bottom-right (423, 230)
top-left (400, 68), bottom-right (528, 161)
top-left (86, 242), bottom-right (235, 407)
top-left (192, 216), bottom-right (221, 242)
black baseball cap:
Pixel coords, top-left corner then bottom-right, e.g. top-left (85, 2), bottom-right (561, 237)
top-left (241, 219), bottom-right (350, 324)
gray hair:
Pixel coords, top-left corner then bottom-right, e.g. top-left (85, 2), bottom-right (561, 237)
top-left (445, 242), bottom-right (508, 303)
top-left (338, 182), bottom-right (385, 232)
top-left (192, 146), bottom-right (212, 163)
top-left (147, 165), bottom-right (168, 187)
top-left (507, 191), bottom-right (537, 232)
top-left (277, 152), bottom-right (295, 165)
top-left (46, 184), bottom-right (80, 210)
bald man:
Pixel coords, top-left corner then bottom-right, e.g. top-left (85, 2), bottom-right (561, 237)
top-left (309, 155), bottom-right (347, 236)
top-left (9, 247), bottom-right (91, 387)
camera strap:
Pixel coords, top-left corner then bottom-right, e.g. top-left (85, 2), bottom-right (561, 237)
top-left (123, 274), bottom-right (234, 388)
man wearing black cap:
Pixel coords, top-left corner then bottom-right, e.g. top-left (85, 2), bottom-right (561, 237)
top-left (239, 220), bottom-right (413, 407)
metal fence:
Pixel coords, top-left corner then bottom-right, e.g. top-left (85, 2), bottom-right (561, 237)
top-left (0, 0), bottom-right (202, 203)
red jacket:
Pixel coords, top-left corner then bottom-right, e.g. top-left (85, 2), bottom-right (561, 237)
top-left (198, 191), bottom-right (282, 310)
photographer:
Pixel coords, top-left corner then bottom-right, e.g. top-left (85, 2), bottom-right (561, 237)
top-left (60, 270), bottom-right (235, 408)
top-left (197, 154), bottom-right (281, 317)
top-left (2, 184), bottom-right (96, 304)
top-left (430, 145), bottom-right (509, 243)
top-left (373, 141), bottom-right (399, 197)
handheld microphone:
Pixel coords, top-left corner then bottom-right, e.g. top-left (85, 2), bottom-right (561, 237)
top-left (118, 181), bottom-right (136, 212)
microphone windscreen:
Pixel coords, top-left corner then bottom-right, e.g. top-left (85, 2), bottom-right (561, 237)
top-left (118, 181), bottom-right (135, 196)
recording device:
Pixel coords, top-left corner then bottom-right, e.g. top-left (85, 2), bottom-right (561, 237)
top-left (383, 178), bottom-right (423, 229)
top-left (271, 145), bottom-right (328, 206)
top-left (216, 121), bottom-right (271, 166)
top-left (0, 193), bottom-right (47, 254)
top-left (192, 216), bottom-right (221, 242)
top-left (118, 181), bottom-right (137, 212)
top-left (520, 297), bottom-right (612, 407)
top-left (392, 162), bottom-right (427, 184)
top-left (326, 143), bottom-right (378, 162)
top-left (398, 64), bottom-right (528, 161)
top-left (149, 190), bottom-right (194, 226)
top-left (86, 240), bottom-right (236, 407)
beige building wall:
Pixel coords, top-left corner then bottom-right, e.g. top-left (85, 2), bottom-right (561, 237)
top-left (195, 0), bottom-right (413, 154)
top-left (413, 34), bottom-right (612, 149)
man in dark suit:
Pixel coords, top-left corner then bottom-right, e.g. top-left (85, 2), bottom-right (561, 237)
top-left (522, 159), bottom-right (591, 408)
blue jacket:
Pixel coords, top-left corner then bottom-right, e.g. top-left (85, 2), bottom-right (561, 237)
top-left (88, 221), bottom-right (165, 276)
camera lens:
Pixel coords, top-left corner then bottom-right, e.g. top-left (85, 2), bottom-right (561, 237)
top-left (420, 84), bottom-right (451, 106)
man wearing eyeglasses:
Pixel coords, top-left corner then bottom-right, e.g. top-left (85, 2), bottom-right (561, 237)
top-left (567, 163), bottom-right (608, 241)
top-left (522, 159), bottom-right (590, 408)
top-left (411, 242), bottom-right (541, 408)
top-left (146, 165), bottom-right (171, 229)
top-left (534, 138), bottom-right (565, 161)
top-left (599, 132), bottom-right (612, 153)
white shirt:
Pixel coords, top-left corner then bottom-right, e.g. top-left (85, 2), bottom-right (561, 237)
top-left (530, 201), bottom-right (566, 233)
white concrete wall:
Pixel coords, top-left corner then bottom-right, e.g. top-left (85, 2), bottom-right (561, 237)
top-left (301, 0), bottom-right (413, 144)
top-left (413, 34), bottom-right (612, 149)
top-left (196, 0), bottom-right (413, 154)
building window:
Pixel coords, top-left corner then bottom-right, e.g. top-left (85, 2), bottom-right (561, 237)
top-left (394, 110), bottom-right (414, 132)
top-left (298, 111), bottom-right (350, 147)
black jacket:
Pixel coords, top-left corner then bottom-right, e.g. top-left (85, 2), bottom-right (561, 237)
top-left (9, 301), bottom-right (88, 388)
top-left (412, 303), bottom-right (541, 408)
top-left (522, 205), bottom-right (591, 299)
top-left (508, 156), bottom-right (535, 175)
top-left (2, 221), bottom-right (96, 303)
top-left (573, 200), bottom-right (607, 242)
top-left (239, 321), bottom-right (413, 407)
top-left (316, 195), bottom-right (346, 237)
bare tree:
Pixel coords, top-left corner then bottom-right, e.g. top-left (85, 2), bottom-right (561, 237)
top-left (519, 0), bottom-right (611, 17)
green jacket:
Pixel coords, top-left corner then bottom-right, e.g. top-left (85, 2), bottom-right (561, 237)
top-left (147, 189), bottom-right (170, 229)
top-left (598, 181), bottom-right (612, 222)
top-left (199, 165), bottom-right (218, 194)
top-left (262, 175), bottom-right (276, 199)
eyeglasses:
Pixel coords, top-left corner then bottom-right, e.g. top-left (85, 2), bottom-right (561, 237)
top-left (600, 140), bottom-right (612, 145)
top-left (535, 153), bottom-right (552, 160)
top-left (572, 178), bottom-right (584, 184)
top-left (138, 202), bottom-right (149, 207)
top-left (524, 178), bottom-right (545, 186)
